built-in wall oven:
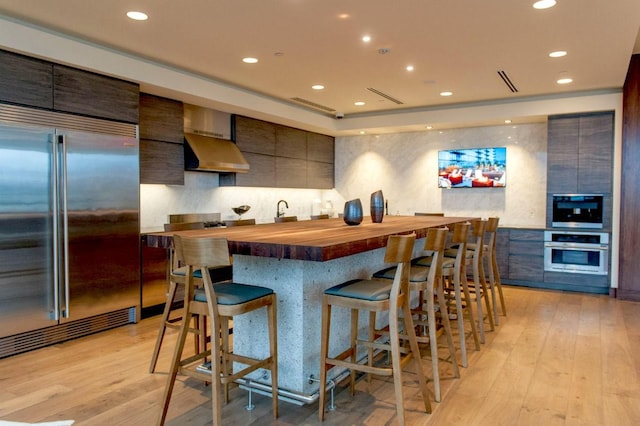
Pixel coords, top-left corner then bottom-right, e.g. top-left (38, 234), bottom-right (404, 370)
top-left (544, 230), bottom-right (609, 275)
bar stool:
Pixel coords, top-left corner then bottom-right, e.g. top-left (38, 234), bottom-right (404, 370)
top-left (318, 233), bottom-right (431, 425)
top-left (149, 221), bottom-right (217, 373)
top-left (373, 227), bottom-right (459, 402)
top-left (274, 216), bottom-right (297, 223)
top-left (484, 217), bottom-right (507, 322)
top-left (447, 219), bottom-right (494, 343)
top-left (158, 235), bottom-right (278, 426)
top-left (415, 222), bottom-right (480, 367)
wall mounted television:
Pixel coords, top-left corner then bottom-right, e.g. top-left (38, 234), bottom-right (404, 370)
top-left (438, 147), bottom-right (506, 188)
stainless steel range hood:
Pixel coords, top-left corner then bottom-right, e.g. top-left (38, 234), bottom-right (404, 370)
top-left (183, 104), bottom-right (250, 173)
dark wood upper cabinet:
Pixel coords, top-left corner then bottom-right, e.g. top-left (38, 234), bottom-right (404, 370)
top-left (139, 93), bottom-right (184, 144)
top-left (547, 116), bottom-right (579, 193)
top-left (578, 113), bottom-right (613, 193)
top-left (547, 112), bottom-right (613, 195)
top-left (276, 125), bottom-right (307, 159)
top-left (0, 50), bottom-right (53, 109)
top-left (138, 93), bottom-right (185, 185)
top-left (229, 115), bottom-right (334, 189)
top-left (140, 139), bottom-right (184, 185)
top-left (234, 115), bottom-right (276, 155)
top-left (307, 132), bottom-right (334, 163)
top-left (53, 65), bottom-right (139, 123)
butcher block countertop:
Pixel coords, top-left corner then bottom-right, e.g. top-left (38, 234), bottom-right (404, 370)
top-left (144, 215), bottom-right (478, 262)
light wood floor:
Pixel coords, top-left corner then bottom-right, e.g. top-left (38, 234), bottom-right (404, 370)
top-left (1, 285), bottom-right (640, 425)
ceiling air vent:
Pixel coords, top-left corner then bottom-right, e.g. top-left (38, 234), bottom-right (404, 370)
top-left (497, 70), bottom-right (519, 93)
top-left (290, 97), bottom-right (336, 112)
top-left (367, 87), bottom-right (404, 104)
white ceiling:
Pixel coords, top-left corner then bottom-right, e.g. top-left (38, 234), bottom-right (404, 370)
top-left (0, 0), bottom-right (639, 132)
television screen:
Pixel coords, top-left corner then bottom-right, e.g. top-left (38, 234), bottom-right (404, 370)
top-left (438, 147), bottom-right (506, 188)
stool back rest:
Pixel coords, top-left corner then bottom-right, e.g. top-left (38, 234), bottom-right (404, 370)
top-left (224, 218), bottom-right (256, 227)
top-left (451, 221), bottom-right (471, 267)
top-left (423, 227), bottom-right (449, 289)
top-left (384, 233), bottom-right (417, 307)
top-left (470, 219), bottom-right (487, 265)
top-left (164, 222), bottom-right (206, 269)
top-left (485, 217), bottom-right (499, 251)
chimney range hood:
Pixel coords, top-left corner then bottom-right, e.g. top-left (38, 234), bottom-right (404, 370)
top-left (183, 104), bottom-right (250, 173)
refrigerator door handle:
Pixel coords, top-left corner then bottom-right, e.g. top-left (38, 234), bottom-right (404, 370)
top-left (51, 134), bottom-right (61, 321)
top-left (60, 134), bottom-right (70, 319)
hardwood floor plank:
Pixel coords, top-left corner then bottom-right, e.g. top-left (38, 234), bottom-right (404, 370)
top-left (1, 286), bottom-right (640, 425)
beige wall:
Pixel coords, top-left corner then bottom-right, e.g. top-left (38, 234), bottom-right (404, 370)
top-left (335, 123), bottom-right (547, 227)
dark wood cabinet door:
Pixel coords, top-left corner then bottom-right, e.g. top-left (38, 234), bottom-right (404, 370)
top-left (307, 160), bottom-right (334, 189)
top-left (232, 152), bottom-right (276, 187)
top-left (233, 115), bottom-right (276, 155)
top-left (53, 65), bottom-right (139, 123)
top-left (547, 116), bottom-right (579, 193)
top-left (276, 157), bottom-right (307, 188)
top-left (139, 93), bottom-right (183, 143)
top-left (140, 139), bottom-right (184, 185)
top-left (276, 125), bottom-right (307, 159)
top-left (578, 112), bottom-right (613, 193)
top-left (0, 50), bottom-right (53, 109)
top-left (307, 132), bottom-right (334, 163)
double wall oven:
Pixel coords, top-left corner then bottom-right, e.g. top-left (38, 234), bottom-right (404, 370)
top-left (544, 194), bottom-right (608, 275)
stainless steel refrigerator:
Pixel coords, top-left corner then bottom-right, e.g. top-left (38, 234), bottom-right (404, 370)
top-left (0, 104), bottom-right (140, 357)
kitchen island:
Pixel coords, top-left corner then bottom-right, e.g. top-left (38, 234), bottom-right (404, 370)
top-left (145, 215), bottom-right (476, 402)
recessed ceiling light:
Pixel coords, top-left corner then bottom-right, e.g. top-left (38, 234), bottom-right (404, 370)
top-left (426, 125), bottom-right (433, 130)
top-left (440, 91), bottom-right (453, 97)
top-left (406, 65), bottom-right (414, 72)
top-left (126, 11), bottom-right (148, 21)
top-left (533, 0), bottom-right (556, 10)
top-left (362, 35), bottom-right (371, 43)
top-left (354, 101), bottom-right (365, 106)
top-left (338, 13), bottom-right (350, 19)
top-left (311, 84), bottom-right (325, 90)
top-left (505, 119), bottom-right (512, 124)
top-left (359, 131), bottom-right (366, 134)
top-left (242, 57), bottom-right (258, 64)
top-left (557, 77), bottom-right (573, 84)
top-left (549, 50), bottom-right (567, 58)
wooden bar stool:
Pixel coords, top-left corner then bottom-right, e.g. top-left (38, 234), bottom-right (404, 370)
top-left (415, 222), bottom-right (480, 367)
top-left (149, 221), bottom-right (213, 373)
top-left (373, 227), bottom-right (460, 402)
top-left (484, 217), bottom-right (507, 322)
top-left (449, 219), bottom-right (494, 343)
top-left (318, 233), bottom-right (431, 425)
top-left (157, 235), bottom-right (278, 426)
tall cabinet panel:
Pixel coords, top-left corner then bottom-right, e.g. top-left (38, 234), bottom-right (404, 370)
top-left (546, 112), bottom-right (614, 230)
top-left (138, 93), bottom-right (184, 185)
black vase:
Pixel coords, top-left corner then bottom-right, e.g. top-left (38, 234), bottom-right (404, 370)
top-left (343, 199), bottom-right (363, 226)
top-left (370, 190), bottom-right (384, 223)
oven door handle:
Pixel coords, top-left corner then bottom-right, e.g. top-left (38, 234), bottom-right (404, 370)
top-left (544, 243), bottom-right (608, 250)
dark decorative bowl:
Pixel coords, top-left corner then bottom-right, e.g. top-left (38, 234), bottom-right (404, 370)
top-left (343, 199), bottom-right (363, 226)
top-left (232, 205), bottom-right (251, 217)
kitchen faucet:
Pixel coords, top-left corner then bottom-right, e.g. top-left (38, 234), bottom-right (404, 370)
top-left (277, 200), bottom-right (289, 218)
